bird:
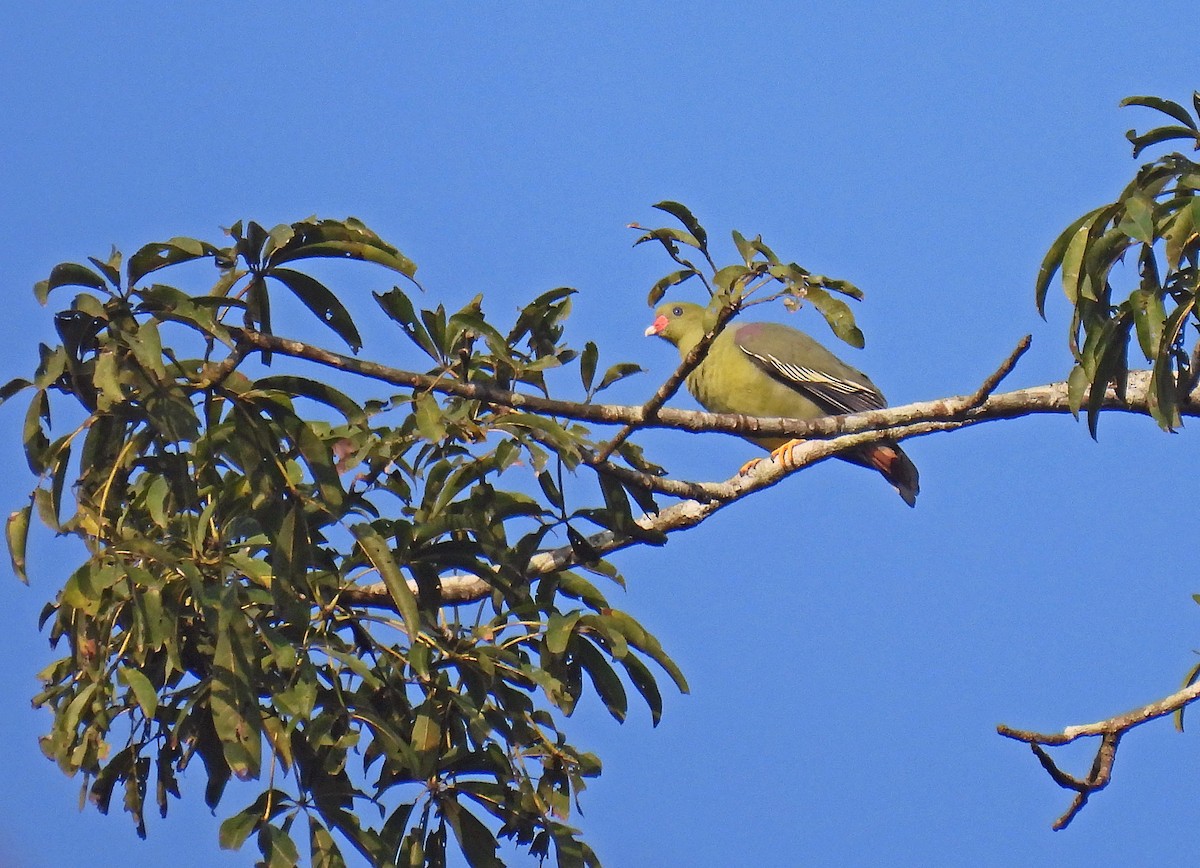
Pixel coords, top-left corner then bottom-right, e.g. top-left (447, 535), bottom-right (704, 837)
top-left (645, 301), bottom-right (919, 506)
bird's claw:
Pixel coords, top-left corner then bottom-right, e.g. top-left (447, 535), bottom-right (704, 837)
top-left (738, 439), bottom-right (806, 475)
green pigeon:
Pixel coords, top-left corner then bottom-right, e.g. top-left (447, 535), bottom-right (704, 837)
top-left (645, 301), bottom-right (919, 506)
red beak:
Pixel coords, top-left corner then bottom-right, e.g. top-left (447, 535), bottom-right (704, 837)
top-left (644, 314), bottom-right (668, 337)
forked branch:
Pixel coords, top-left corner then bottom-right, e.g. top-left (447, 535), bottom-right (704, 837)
top-left (997, 677), bottom-right (1200, 829)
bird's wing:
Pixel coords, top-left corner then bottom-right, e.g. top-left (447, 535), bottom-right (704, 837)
top-left (738, 346), bottom-right (888, 415)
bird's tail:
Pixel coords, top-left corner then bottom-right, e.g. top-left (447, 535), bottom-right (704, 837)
top-left (857, 442), bottom-right (920, 507)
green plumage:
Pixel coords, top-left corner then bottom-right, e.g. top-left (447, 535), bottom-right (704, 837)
top-left (646, 301), bottom-right (919, 506)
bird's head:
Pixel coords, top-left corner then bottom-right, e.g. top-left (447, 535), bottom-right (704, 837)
top-left (645, 301), bottom-right (708, 347)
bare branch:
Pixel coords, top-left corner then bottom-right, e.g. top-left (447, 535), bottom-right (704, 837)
top-left (997, 677), bottom-right (1200, 828)
top-left (963, 334), bottom-right (1032, 407)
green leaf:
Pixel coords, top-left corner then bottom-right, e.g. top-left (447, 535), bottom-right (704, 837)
top-left (270, 500), bottom-right (311, 593)
top-left (92, 351), bottom-right (125, 408)
top-left (1176, 654), bottom-right (1200, 731)
top-left (1066, 364), bottom-right (1088, 417)
top-left (552, 828), bottom-right (591, 868)
top-left (118, 667), bottom-right (159, 719)
top-left (632, 226), bottom-right (702, 255)
top-left (0, 377), bottom-right (31, 405)
top-left (653, 201), bottom-right (708, 249)
top-left (603, 609), bottom-right (689, 694)
top-left (257, 823), bottom-right (301, 868)
top-left (566, 525), bottom-right (601, 565)
top-left (88, 247), bottom-right (123, 288)
top-left (546, 611), bottom-right (581, 655)
top-left (352, 524), bottom-right (420, 637)
top-left (646, 268), bottom-right (698, 307)
top-left (1085, 316), bottom-right (1130, 438)
top-left (6, 503), bottom-right (30, 584)
top-left (413, 393), bottom-right (447, 443)
top-left (1118, 194), bottom-right (1156, 245)
top-left (211, 603), bottom-right (263, 781)
top-left (244, 274), bottom-right (272, 341)
top-left (537, 471), bottom-right (564, 511)
top-left (805, 286), bottom-right (864, 348)
top-left (269, 268), bottom-right (363, 351)
top-left (1126, 125), bottom-right (1200, 158)
top-left (1121, 95), bottom-right (1198, 130)
top-left (411, 700), bottom-right (441, 754)
top-left (129, 318), bottom-right (168, 380)
top-left (1130, 288), bottom-right (1167, 361)
top-left (618, 652), bottom-right (664, 726)
top-left (34, 262), bottom-right (107, 305)
top-left (596, 362), bottom-right (644, 393)
top-left (821, 276), bottom-right (865, 301)
top-left (576, 639), bottom-right (627, 722)
top-left (1147, 296), bottom-right (1195, 429)
top-left (128, 238), bottom-right (215, 286)
top-left (1164, 198), bottom-right (1199, 268)
top-left (309, 817), bottom-right (346, 868)
top-left (712, 264), bottom-right (752, 295)
top-left (1060, 222), bottom-right (1092, 305)
top-left (1036, 209), bottom-right (1100, 316)
top-left (251, 395), bottom-right (345, 510)
top-left (22, 389), bottom-right (50, 474)
top-left (268, 218), bottom-right (418, 279)
top-left (731, 229), bottom-right (755, 265)
top-left (262, 223), bottom-right (296, 262)
top-left (374, 287), bottom-right (442, 363)
top-left (253, 375), bottom-right (367, 426)
top-left (579, 341), bottom-right (598, 393)
top-left (444, 800), bottom-right (503, 868)
top-left (220, 811), bottom-right (260, 849)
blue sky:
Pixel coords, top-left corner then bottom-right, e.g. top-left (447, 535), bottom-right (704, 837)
top-left (3, 4), bottom-right (1200, 866)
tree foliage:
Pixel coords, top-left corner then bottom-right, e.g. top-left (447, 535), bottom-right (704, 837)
top-left (8, 201), bottom-right (868, 866)
top-left (1038, 93), bottom-right (1200, 434)
top-left (10, 91), bottom-right (1200, 864)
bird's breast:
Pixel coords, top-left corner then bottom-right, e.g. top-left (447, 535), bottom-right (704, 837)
top-left (685, 352), bottom-right (825, 451)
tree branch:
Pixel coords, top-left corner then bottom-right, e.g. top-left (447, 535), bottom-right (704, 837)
top-left (328, 336), bottom-right (1200, 611)
top-left (997, 677), bottom-right (1200, 829)
top-left (964, 334), bottom-right (1031, 407)
top-left (230, 327), bottom-right (1198, 444)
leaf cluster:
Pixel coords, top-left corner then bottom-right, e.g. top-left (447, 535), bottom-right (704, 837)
top-left (7, 218), bottom-right (690, 867)
top-left (1037, 93), bottom-right (1200, 433)
top-left (638, 200), bottom-right (866, 348)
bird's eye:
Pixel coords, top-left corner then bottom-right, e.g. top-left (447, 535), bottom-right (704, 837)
top-left (671, 305), bottom-right (683, 316)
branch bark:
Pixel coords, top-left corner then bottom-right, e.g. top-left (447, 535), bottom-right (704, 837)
top-left (230, 327), bottom-right (1198, 442)
top-left (997, 677), bottom-right (1200, 829)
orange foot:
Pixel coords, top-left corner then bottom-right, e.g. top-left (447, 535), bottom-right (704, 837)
top-left (738, 438), bottom-right (806, 475)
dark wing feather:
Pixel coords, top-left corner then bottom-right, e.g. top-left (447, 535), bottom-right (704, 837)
top-left (739, 346), bottom-right (887, 415)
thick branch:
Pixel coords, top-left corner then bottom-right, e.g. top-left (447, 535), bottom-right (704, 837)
top-left (230, 327), bottom-right (1200, 442)
top-left (997, 678), bottom-right (1200, 829)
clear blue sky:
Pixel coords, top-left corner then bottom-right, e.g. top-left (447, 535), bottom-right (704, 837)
top-left (3, 4), bottom-right (1200, 867)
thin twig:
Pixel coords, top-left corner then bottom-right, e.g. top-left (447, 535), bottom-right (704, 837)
top-left (960, 335), bottom-right (1032, 409)
top-left (589, 301), bottom-right (740, 464)
top-left (588, 457), bottom-right (728, 502)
